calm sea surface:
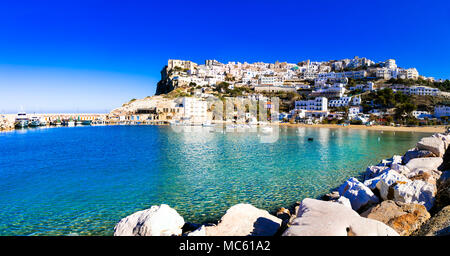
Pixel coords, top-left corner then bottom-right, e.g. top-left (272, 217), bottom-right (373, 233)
top-left (0, 125), bottom-right (430, 235)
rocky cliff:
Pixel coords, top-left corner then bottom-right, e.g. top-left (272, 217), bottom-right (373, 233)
top-left (155, 66), bottom-right (175, 95)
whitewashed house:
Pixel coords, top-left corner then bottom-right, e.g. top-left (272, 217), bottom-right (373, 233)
top-left (435, 105), bottom-right (450, 118)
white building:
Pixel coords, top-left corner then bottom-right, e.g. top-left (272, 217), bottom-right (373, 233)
top-left (328, 96), bottom-right (352, 107)
top-left (435, 105), bottom-right (450, 118)
top-left (352, 95), bottom-right (362, 105)
top-left (409, 86), bottom-right (440, 96)
top-left (311, 83), bottom-right (346, 98)
top-left (384, 59), bottom-right (397, 70)
top-left (259, 76), bottom-right (284, 86)
top-left (349, 106), bottom-right (360, 119)
top-left (392, 85), bottom-right (440, 96)
top-left (168, 59), bottom-right (198, 71)
top-left (412, 111), bottom-right (432, 120)
top-left (295, 97), bottom-right (328, 111)
top-left (402, 68), bottom-right (419, 80)
top-left (181, 97), bottom-right (208, 124)
top-left (328, 95), bottom-right (361, 108)
top-left (376, 68), bottom-right (391, 79)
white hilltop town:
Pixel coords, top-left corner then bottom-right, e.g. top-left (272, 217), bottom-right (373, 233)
top-left (105, 57), bottom-right (450, 127)
top-left (2, 56), bottom-right (450, 131)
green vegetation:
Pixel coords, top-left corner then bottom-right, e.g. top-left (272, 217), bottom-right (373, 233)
top-left (361, 88), bottom-right (417, 123)
top-left (163, 88), bottom-right (191, 98)
top-left (321, 118), bottom-right (345, 124)
top-left (363, 88), bottom-right (412, 109)
top-left (212, 82), bottom-right (253, 97)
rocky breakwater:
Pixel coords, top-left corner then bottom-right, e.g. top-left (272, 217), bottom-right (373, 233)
top-left (114, 203), bottom-right (282, 236)
top-left (113, 132), bottom-right (450, 236)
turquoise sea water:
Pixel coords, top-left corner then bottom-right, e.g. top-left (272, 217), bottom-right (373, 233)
top-left (0, 125), bottom-right (430, 235)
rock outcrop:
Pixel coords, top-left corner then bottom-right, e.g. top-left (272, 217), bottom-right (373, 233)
top-left (114, 204), bottom-right (185, 236)
top-left (385, 180), bottom-right (436, 211)
top-left (402, 149), bottom-right (435, 165)
top-left (363, 169), bottom-right (409, 192)
top-left (205, 204), bottom-right (282, 236)
top-left (337, 177), bottom-right (379, 211)
top-left (363, 167), bottom-right (437, 211)
top-left (435, 173), bottom-right (450, 211)
top-left (282, 198), bottom-right (399, 236)
top-left (413, 205), bottom-right (450, 236)
top-left (416, 137), bottom-right (446, 157)
top-left (363, 166), bottom-right (389, 180)
top-left (405, 157), bottom-right (443, 173)
top-left (361, 200), bottom-right (430, 236)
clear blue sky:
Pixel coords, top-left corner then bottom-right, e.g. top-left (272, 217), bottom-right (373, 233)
top-left (1, 0), bottom-right (449, 113)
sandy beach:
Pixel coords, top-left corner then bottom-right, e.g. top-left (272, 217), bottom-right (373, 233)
top-left (278, 123), bottom-right (447, 133)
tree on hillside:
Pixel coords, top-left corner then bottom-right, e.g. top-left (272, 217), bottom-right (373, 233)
top-left (394, 102), bottom-right (416, 123)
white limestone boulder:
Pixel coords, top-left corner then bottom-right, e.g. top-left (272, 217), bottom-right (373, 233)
top-left (417, 137), bottom-right (446, 157)
top-left (114, 204), bottom-right (185, 236)
top-left (282, 198), bottom-right (399, 236)
top-left (432, 133), bottom-right (450, 150)
top-left (402, 149), bottom-right (436, 164)
top-left (390, 180), bottom-right (437, 211)
top-left (367, 169), bottom-right (437, 210)
top-left (405, 157), bottom-right (443, 172)
top-left (390, 163), bottom-right (411, 176)
top-left (204, 204), bottom-right (282, 236)
top-left (338, 177), bottom-right (379, 211)
top-left (407, 169), bottom-right (442, 185)
top-left (377, 155), bottom-right (402, 168)
top-left (363, 166), bottom-right (389, 181)
top-left (336, 196), bottom-right (352, 209)
top-left (377, 158), bottom-right (392, 167)
top-left (363, 169), bottom-right (408, 191)
top-left (392, 155), bottom-right (403, 166)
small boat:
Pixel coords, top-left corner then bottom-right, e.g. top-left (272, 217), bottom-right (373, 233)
top-left (28, 116), bottom-right (41, 127)
top-left (308, 137), bottom-right (314, 141)
top-left (39, 118), bottom-right (47, 126)
top-left (14, 112), bottom-right (29, 128)
top-left (82, 120), bottom-right (92, 125)
top-left (63, 118), bottom-right (75, 127)
top-left (75, 116), bottom-right (83, 126)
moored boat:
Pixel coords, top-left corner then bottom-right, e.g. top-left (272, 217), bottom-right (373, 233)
top-left (28, 116), bottom-right (41, 127)
top-left (14, 112), bottom-right (29, 128)
top-left (75, 116), bottom-right (83, 126)
top-left (39, 118), bottom-right (47, 126)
